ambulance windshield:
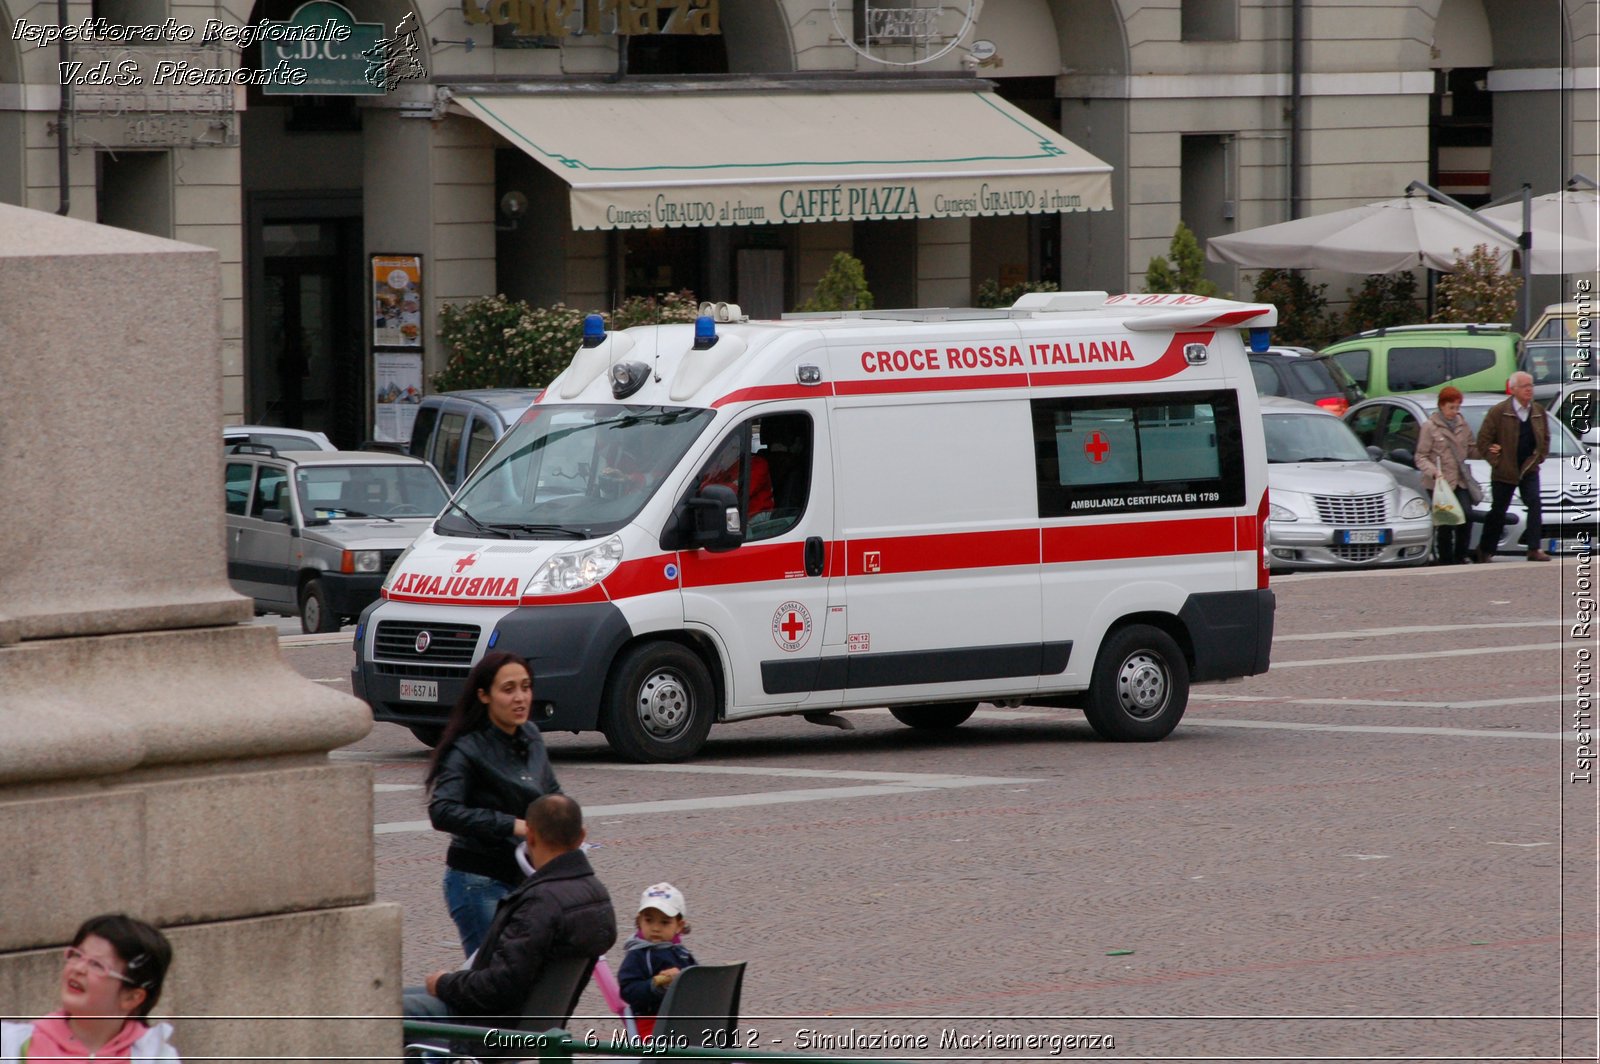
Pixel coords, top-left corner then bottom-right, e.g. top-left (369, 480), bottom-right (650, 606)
top-left (436, 404), bottom-right (714, 539)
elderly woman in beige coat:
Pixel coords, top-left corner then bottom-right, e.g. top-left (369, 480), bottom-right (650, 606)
top-left (1415, 385), bottom-right (1482, 565)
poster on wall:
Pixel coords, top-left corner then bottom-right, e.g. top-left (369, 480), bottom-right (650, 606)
top-left (373, 351), bottom-right (423, 443)
top-left (372, 254), bottom-right (423, 348)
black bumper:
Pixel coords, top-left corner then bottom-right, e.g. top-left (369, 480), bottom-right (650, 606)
top-left (320, 572), bottom-right (386, 616)
top-left (1180, 588), bottom-right (1275, 681)
top-left (353, 600), bottom-right (633, 733)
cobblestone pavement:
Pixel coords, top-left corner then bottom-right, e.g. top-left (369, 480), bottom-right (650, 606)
top-left (287, 557), bottom-right (1598, 1062)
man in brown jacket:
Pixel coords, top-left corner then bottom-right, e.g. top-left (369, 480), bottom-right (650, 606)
top-left (1475, 371), bottom-right (1551, 562)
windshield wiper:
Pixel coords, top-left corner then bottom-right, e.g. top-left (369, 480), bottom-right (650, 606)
top-left (488, 522), bottom-right (590, 539)
top-left (437, 499), bottom-right (511, 538)
top-left (325, 507), bottom-right (395, 522)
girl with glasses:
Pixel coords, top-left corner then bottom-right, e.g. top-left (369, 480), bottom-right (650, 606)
top-left (1, 913), bottom-right (178, 1063)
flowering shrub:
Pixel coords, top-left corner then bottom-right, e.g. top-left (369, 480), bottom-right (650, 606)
top-left (432, 290), bottom-right (700, 391)
top-left (1433, 244), bottom-right (1521, 325)
top-left (976, 278), bottom-right (1059, 308)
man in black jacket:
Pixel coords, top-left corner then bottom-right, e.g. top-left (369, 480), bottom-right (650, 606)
top-left (404, 794), bottom-right (617, 1023)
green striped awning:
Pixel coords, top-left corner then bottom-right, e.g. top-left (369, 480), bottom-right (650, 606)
top-left (453, 89), bottom-right (1113, 231)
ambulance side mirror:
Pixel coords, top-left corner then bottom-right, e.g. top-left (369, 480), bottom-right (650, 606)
top-left (664, 484), bottom-right (743, 553)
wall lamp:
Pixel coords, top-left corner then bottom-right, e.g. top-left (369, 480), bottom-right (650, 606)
top-left (498, 190), bottom-right (529, 231)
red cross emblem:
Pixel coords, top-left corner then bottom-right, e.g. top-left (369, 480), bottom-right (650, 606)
top-left (453, 551), bottom-right (479, 574)
top-left (1084, 432), bottom-right (1111, 463)
top-left (771, 600), bottom-right (812, 651)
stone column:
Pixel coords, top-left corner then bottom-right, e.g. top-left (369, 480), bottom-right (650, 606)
top-left (0, 203), bottom-right (400, 1061)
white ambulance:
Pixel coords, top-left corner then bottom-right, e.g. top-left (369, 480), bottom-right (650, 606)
top-left (352, 291), bottom-right (1278, 761)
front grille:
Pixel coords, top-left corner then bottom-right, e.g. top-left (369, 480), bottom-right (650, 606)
top-left (1542, 489), bottom-right (1592, 508)
top-left (374, 661), bottom-right (472, 680)
top-left (374, 620), bottom-right (481, 665)
top-left (1330, 544), bottom-right (1384, 563)
top-left (379, 549), bottom-right (405, 571)
top-left (1312, 493), bottom-right (1388, 525)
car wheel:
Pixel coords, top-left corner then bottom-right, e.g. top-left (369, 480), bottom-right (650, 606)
top-left (888, 702), bottom-right (979, 730)
top-left (600, 642), bottom-right (715, 763)
top-left (408, 725), bottom-right (442, 747)
top-left (1082, 625), bottom-right (1189, 742)
top-left (299, 579), bottom-right (340, 634)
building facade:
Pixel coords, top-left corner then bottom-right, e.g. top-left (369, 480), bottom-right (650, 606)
top-left (2, 0), bottom-right (1594, 445)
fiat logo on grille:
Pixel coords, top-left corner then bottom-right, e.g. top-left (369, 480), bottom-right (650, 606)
top-left (414, 630), bottom-right (432, 654)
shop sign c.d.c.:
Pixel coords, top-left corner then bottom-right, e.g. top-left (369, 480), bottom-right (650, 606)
top-left (462, 0), bottom-right (720, 38)
top-left (262, 0), bottom-right (385, 95)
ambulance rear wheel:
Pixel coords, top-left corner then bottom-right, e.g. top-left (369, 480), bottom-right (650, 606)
top-left (299, 580), bottom-right (340, 634)
top-left (1083, 625), bottom-right (1188, 741)
top-left (889, 702), bottom-right (978, 730)
top-left (601, 642), bottom-right (715, 763)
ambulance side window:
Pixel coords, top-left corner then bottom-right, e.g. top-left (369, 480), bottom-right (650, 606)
top-left (1031, 390), bottom-right (1245, 517)
top-left (694, 412), bottom-right (813, 542)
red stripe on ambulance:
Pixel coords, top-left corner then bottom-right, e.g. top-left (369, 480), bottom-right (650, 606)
top-left (713, 384), bottom-right (834, 409)
top-left (846, 529), bottom-right (1039, 574)
top-left (1041, 516), bottom-right (1237, 563)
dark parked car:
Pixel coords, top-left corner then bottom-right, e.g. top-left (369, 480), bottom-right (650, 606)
top-left (407, 389), bottom-right (542, 491)
top-left (1248, 350), bottom-right (1365, 416)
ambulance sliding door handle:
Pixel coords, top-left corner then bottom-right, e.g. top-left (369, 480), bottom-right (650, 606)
top-left (804, 537), bottom-right (825, 577)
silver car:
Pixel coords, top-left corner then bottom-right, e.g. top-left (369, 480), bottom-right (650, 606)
top-left (1346, 393), bottom-right (1596, 555)
top-left (1260, 396), bottom-right (1433, 570)
top-left (224, 449), bottom-right (449, 632)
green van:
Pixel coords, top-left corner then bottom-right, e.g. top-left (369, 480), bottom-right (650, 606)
top-left (1320, 324), bottom-right (1522, 398)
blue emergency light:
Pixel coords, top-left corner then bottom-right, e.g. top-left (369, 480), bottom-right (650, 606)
top-left (1248, 327), bottom-right (1271, 353)
top-left (693, 315), bottom-right (718, 350)
top-left (582, 314), bottom-right (606, 348)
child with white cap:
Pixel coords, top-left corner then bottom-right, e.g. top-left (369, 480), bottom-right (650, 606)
top-left (616, 882), bottom-right (698, 1038)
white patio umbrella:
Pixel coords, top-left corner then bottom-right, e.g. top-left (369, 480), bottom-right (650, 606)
top-left (1479, 188), bottom-right (1600, 273)
top-left (1206, 196), bottom-right (1529, 274)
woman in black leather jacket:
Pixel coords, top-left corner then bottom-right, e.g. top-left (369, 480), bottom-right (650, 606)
top-left (425, 650), bottom-right (562, 956)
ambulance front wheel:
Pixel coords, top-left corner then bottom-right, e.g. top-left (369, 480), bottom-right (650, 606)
top-left (601, 642), bottom-right (716, 763)
top-left (1083, 625), bottom-right (1189, 741)
top-left (889, 702), bottom-right (978, 730)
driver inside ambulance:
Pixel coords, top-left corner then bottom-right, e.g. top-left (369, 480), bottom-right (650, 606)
top-left (699, 433), bottom-right (773, 518)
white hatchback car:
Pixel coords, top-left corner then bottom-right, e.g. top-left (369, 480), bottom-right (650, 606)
top-left (1259, 396), bottom-right (1433, 570)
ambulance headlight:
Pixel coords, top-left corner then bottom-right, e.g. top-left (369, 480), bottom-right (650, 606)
top-left (525, 535), bottom-right (624, 595)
